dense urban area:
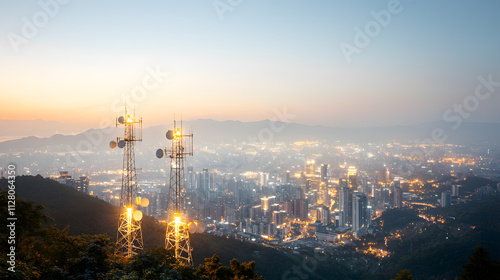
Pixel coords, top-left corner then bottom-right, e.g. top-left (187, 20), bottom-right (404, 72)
top-left (2, 131), bottom-right (499, 278)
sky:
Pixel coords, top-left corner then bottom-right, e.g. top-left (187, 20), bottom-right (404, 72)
top-left (1, 0), bottom-right (499, 128)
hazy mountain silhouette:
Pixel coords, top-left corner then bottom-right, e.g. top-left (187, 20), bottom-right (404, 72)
top-left (0, 119), bottom-right (89, 141)
top-left (1, 119), bottom-right (499, 153)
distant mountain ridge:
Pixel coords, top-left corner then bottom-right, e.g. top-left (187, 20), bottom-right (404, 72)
top-left (1, 119), bottom-right (500, 153)
top-left (0, 119), bottom-right (89, 141)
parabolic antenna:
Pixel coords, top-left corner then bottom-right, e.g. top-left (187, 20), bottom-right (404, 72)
top-left (196, 221), bottom-right (205, 233)
top-left (118, 116), bottom-right (124, 124)
top-left (135, 197), bottom-right (142, 205)
top-left (166, 130), bottom-right (174, 140)
top-left (156, 149), bottom-right (164, 158)
top-left (109, 141), bottom-right (117, 149)
top-left (133, 210), bottom-right (143, 221)
top-left (118, 140), bottom-right (125, 148)
top-left (189, 223), bottom-right (197, 234)
top-left (141, 198), bottom-right (149, 207)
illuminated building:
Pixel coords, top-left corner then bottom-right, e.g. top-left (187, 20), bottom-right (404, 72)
top-left (321, 164), bottom-right (328, 183)
top-left (284, 170), bottom-right (291, 185)
top-left (306, 160), bottom-right (315, 175)
top-left (76, 176), bottom-right (89, 194)
top-left (452, 184), bottom-right (461, 197)
top-left (273, 210), bottom-right (287, 225)
top-left (55, 171), bottom-right (89, 194)
top-left (317, 206), bottom-right (331, 225)
top-left (393, 181), bottom-right (403, 208)
top-left (441, 190), bottom-right (451, 207)
top-left (338, 183), bottom-right (352, 226)
top-left (285, 199), bottom-right (308, 221)
top-left (260, 172), bottom-right (269, 189)
top-left (260, 196), bottom-right (276, 211)
top-left (352, 192), bottom-right (369, 233)
top-left (348, 166), bottom-right (358, 189)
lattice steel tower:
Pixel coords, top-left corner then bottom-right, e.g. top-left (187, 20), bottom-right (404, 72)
top-left (156, 120), bottom-right (193, 264)
top-left (110, 108), bottom-right (144, 258)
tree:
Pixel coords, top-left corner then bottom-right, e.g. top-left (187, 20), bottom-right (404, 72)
top-left (392, 269), bottom-right (415, 280)
top-left (196, 255), bottom-right (264, 280)
top-left (459, 247), bottom-right (500, 280)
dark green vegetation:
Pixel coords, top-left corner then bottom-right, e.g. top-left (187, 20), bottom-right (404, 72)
top-left (455, 176), bottom-right (498, 194)
top-left (374, 208), bottom-right (424, 232)
top-left (391, 269), bottom-right (414, 280)
top-left (0, 183), bottom-right (263, 279)
top-left (369, 196), bottom-right (500, 280)
top-left (459, 246), bottom-right (500, 280)
top-left (0, 175), bottom-right (164, 247)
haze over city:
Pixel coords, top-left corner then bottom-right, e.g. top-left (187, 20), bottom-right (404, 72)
top-left (1, 1), bottom-right (500, 280)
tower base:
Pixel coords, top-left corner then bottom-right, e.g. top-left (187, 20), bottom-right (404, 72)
top-left (116, 206), bottom-right (144, 258)
top-left (165, 213), bottom-right (192, 265)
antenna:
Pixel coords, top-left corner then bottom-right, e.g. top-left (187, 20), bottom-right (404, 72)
top-left (110, 107), bottom-right (144, 258)
top-left (155, 118), bottom-right (195, 265)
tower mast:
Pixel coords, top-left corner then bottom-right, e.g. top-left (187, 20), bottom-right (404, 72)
top-left (156, 120), bottom-right (194, 264)
top-left (110, 108), bottom-right (144, 257)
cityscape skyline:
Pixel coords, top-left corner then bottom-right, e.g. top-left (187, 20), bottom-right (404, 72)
top-left (1, 1), bottom-right (500, 279)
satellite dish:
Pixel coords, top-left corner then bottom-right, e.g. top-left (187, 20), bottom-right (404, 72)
top-left (109, 141), bottom-right (117, 149)
top-left (118, 140), bottom-right (125, 148)
top-left (141, 198), bottom-right (149, 207)
top-left (189, 223), bottom-right (197, 234)
top-left (156, 149), bottom-right (164, 158)
top-left (166, 130), bottom-right (174, 140)
top-left (118, 116), bottom-right (124, 124)
top-left (133, 210), bottom-right (143, 221)
top-left (196, 221), bottom-right (205, 233)
top-left (135, 197), bottom-right (142, 205)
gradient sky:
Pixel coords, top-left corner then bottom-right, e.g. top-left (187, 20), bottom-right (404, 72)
top-left (1, 0), bottom-right (499, 128)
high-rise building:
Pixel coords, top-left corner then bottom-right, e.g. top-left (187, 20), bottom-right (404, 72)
top-left (260, 196), bottom-right (276, 211)
top-left (338, 185), bottom-right (352, 226)
top-left (187, 166), bottom-right (194, 191)
top-left (260, 172), bottom-right (269, 189)
top-left (75, 176), bottom-right (89, 194)
top-left (348, 166), bottom-right (358, 190)
top-left (318, 206), bottom-right (331, 225)
top-left (56, 171), bottom-right (89, 194)
top-left (198, 169), bottom-right (209, 198)
top-left (352, 192), bottom-right (369, 232)
top-left (452, 185), bottom-right (461, 197)
top-left (287, 199), bottom-right (308, 221)
top-left (250, 205), bottom-right (262, 220)
top-left (441, 191), bottom-right (451, 207)
top-left (272, 210), bottom-right (287, 225)
top-left (306, 160), bottom-right (315, 175)
top-left (393, 181), bottom-right (402, 208)
top-left (320, 164), bottom-right (328, 183)
top-left (284, 170), bottom-right (291, 185)
top-left (298, 199), bottom-right (308, 221)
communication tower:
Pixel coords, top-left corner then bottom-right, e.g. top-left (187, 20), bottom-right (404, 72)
top-left (156, 120), bottom-right (204, 265)
top-left (110, 108), bottom-right (147, 257)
